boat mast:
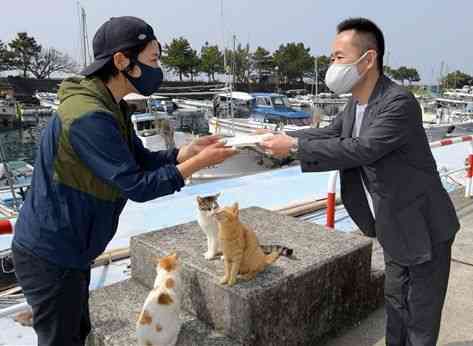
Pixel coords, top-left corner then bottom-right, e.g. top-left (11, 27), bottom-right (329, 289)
top-left (221, 0), bottom-right (227, 86)
top-left (220, 0), bottom-right (230, 123)
top-left (78, 2), bottom-right (91, 70)
top-left (231, 35), bottom-right (236, 135)
top-left (313, 56), bottom-right (318, 98)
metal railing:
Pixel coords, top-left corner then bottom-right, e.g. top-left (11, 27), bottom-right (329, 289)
top-left (325, 135), bottom-right (473, 228)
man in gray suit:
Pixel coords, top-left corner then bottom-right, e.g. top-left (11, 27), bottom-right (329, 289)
top-left (262, 18), bottom-right (460, 346)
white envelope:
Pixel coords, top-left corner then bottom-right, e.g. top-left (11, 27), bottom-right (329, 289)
top-left (220, 133), bottom-right (274, 148)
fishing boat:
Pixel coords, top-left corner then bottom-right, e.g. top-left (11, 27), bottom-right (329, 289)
top-left (209, 92), bottom-right (312, 137)
top-left (0, 159), bottom-right (32, 292)
top-left (34, 92), bottom-right (60, 110)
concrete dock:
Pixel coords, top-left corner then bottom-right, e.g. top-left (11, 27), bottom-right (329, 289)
top-left (87, 188), bottom-right (473, 345)
top-left (323, 189), bottom-right (473, 346)
top-left (2, 189), bottom-right (471, 345)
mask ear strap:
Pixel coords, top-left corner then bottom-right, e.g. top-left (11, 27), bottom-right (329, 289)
top-left (123, 56), bottom-right (138, 74)
top-left (356, 51), bottom-right (370, 64)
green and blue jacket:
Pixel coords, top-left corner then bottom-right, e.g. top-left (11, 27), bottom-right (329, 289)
top-left (13, 77), bottom-right (185, 269)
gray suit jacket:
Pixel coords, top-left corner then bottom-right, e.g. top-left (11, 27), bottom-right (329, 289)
top-left (290, 76), bottom-right (460, 265)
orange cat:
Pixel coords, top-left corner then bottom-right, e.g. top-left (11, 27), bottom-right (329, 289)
top-left (137, 253), bottom-right (182, 346)
top-left (213, 203), bottom-right (280, 286)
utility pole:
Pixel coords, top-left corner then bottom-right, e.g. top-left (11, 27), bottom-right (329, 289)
top-left (231, 34), bottom-right (236, 135)
top-left (78, 2), bottom-right (91, 69)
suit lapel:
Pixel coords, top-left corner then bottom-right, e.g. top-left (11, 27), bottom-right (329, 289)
top-left (358, 75), bottom-right (390, 136)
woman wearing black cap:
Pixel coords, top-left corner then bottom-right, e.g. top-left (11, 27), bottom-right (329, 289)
top-left (11, 16), bottom-right (236, 346)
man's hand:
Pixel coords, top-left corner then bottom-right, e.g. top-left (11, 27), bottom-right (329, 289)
top-left (177, 134), bottom-right (221, 163)
top-left (260, 133), bottom-right (297, 158)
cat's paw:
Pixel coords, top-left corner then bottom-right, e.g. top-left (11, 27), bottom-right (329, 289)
top-left (220, 276), bottom-right (229, 285)
top-left (227, 277), bottom-right (237, 286)
top-left (205, 252), bottom-right (221, 260)
top-left (240, 272), bottom-right (257, 281)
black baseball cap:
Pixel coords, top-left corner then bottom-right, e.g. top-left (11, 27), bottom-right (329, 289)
top-left (81, 16), bottom-right (157, 76)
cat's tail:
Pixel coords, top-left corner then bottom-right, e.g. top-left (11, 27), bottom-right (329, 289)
top-left (261, 244), bottom-right (293, 258)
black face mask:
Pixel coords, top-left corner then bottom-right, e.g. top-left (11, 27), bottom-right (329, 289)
top-left (123, 59), bottom-right (163, 96)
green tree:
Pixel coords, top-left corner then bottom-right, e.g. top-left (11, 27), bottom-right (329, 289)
top-left (251, 46), bottom-right (273, 82)
top-left (9, 32), bottom-right (42, 77)
top-left (395, 66), bottom-right (410, 85)
top-left (314, 55), bottom-right (330, 89)
top-left (200, 42), bottom-right (223, 82)
top-left (406, 68), bottom-right (420, 84)
top-left (161, 37), bottom-right (196, 81)
top-left (384, 65), bottom-right (394, 78)
top-left (442, 70), bottom-right (473, 89)
top-left (29, 48), bottom-right (79, 79)
top-left (225, 43), bottom-right (251, 84)
top-left (272, 42), bottom-right (313, 83)
top-left (0, 40), bottom-right (13, 72)
top-left (390, 66), bottom-right (421, 85)
top-left (188, 49), bottom-right (200, 81)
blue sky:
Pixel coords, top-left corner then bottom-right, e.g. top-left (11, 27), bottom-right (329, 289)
top-left (1, 0), bottom-right (472, 83)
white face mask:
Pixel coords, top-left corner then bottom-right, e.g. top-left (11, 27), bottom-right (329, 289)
top-left (325, 52), bottom-right (369, 95)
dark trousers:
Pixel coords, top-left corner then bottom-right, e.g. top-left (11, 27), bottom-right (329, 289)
top-left (12, 242), bottom-right (91, 346)
top-left (384, 239), bottom-right (453, 346)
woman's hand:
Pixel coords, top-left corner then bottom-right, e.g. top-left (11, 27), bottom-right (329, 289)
top-left (177, 134), bottom-right (222, 163)
top-left (177, 142), bottom-right (238, 178)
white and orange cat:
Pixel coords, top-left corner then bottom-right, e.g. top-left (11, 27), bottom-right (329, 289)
top-left (137, 253), bottom-right (182, 346)
top-left (196, 193), bottom-right (222, 260)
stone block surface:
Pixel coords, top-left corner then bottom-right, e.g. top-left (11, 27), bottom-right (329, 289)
top-left (131, 207), bottom-right (373, 345)
top-left (87, 279), bottom-right (240, 346)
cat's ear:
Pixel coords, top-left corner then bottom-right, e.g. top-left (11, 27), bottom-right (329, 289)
top-left (159, 252), bottom-right (178, 272)
top-left (215, 192), bottom-right (221, 199)
top-left (196, 196), bottom-right (203, 203)
top-left (232, 202), bottom-right (239, 216)
top-left (169, 252), bottom-right (178, 268)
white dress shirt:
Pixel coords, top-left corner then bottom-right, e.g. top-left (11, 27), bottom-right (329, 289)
top-left (352, 104), bottom-right (375, 218)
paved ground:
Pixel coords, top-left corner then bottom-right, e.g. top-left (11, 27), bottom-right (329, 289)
top-left (324, 190), bottom-right (473, 346)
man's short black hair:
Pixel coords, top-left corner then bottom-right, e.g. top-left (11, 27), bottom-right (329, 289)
top-left (337, 17), bottom-right (385, 73)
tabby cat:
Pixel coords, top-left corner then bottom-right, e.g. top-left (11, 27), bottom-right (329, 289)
top-left (214, 202), bottom-right (285, 286)
top-left (197, 194), bottom-right (293, 261)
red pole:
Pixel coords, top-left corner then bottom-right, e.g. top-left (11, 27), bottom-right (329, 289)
top-left (326, 192), bottom-right (336, 229)
top-left (0, 219), bottom-right (14, 235)
top-left (468, 155), bottom-right (473, 179)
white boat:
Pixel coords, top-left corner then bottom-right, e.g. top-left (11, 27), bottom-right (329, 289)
top-left (0, 99), bottom-right (16, 126)
top-left (209, 117), bottom-right (311, 136)
top-left (172, 98), bottom-right (213, 111)
top-left (126, 93), bottom-right (282, 181)
top-left (209, 92), bottom-right (313, 137)
top-left (125, 93), bottom-right (179, 151)
top-left (288, 95), bottom-right (314, 108)
top-left (34, 92), bottom-right (59, 110)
